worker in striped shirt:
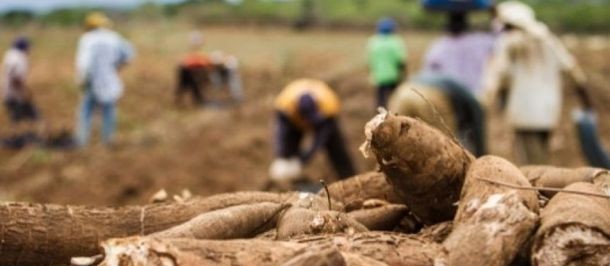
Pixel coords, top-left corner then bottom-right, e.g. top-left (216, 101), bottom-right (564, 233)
top-left (74, 12), bottom-right (134, 147)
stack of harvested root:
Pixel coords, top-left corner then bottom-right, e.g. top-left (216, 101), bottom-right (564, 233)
top-left (362, 111), bottom-right (610, 266)
top-left (0, 175), bottom-right (420, 266)
top-left (532, 182), bottom-right (610, 266)
top-left (361, 110), bottom-right (474, 225)
top-left (1, 112), bottom-right (609, 266)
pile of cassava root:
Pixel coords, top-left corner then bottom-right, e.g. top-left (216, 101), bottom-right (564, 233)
top-left (2, 111), bottom-right (610, 266)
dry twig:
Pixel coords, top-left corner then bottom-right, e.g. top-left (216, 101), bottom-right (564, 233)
top-left (476, 177), bottom-right (610, 199)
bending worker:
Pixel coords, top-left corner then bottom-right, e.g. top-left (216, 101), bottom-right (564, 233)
top-left (176, 31), bottom-right (243, 107)
top-left (175, 32), bottom-right (212, 106)
top-left (270, 79), bottom-right (356, 183)
top-left (388, 1), bottom-right (493, 156)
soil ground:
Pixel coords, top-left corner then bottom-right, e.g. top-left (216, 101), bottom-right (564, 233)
top-left (0, 24), bottom-right (608, 206)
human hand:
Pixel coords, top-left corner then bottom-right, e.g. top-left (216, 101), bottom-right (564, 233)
top-left (269, 157), bottom-right (303, 182)
top-left (572, 108), bottom-right (597, 125)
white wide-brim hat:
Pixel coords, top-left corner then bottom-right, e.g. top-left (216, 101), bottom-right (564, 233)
top-left (497, 1), bottom-right (548, 37)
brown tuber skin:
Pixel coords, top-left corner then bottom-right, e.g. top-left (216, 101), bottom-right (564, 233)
top-left (99, 236), bottom-right (305, 266)
top-left (416, 221), bottom-right (453, 243)
top-left (279, 247), bottom-right (347, 266)
top-left (340, 252), bottom-right (389, 266)
top-left (521, 165), bottom-right (609, 198)
top-left (318, 171), bottom-right (402, 211)
top-left (151, 202), bottom-right (290, 240)
top-left (276, 207), bottom-right (368, 240)
top-left (275, 192), bottom-right (367, 240)
top-left (366, 113), bottom-right (474, 224)
top-left (347, 203), bottom-right (409, 231)
top-left (443, 156), bottom-right (539, 266)
top-left (97, 232), bottom-right (447, 266)
top-left (0, 191), bottom-right (294, 266)
top-left (532, 182), bottom-right (610, 266)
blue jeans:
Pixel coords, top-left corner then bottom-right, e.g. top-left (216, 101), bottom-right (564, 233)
top-left (575, 111), bottom-right (610, 168)
top-left (75, 92), bottom-right (117, 146)
top-left (376, 81), bottom-right (399, 109)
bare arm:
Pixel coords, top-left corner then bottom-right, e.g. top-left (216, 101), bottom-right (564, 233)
top-left (550, 35), bottom-right (593, 110)
top-left (483, 36), bottom-right (511, 111)
top-left (575, 84), bottom-right (593, 110)
top-left (300, 118), bottom-right (334, 164)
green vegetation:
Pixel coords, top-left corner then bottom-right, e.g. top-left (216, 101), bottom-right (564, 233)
top-left (176, 0), bottom-right (610, 32)
top-left (1, 0), bottom-right (609, 32)
top-left (529, 0), bottom-right (610, 32)
top-left (0, 10), bottom-right (35, 26)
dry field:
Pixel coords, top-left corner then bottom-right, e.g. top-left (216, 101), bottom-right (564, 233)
top-left (0, 22), bottom-right (608, 206)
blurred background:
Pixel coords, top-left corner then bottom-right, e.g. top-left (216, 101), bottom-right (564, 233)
top-left (1, 0), bottom-right (610, 31)
top-left (0, 0), bottom-right (608, 206)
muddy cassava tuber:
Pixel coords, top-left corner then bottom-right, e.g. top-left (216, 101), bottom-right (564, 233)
top-left (443, 156), bottom-right (539, 266)
top-left (361, 111), bottom-right (474, 224)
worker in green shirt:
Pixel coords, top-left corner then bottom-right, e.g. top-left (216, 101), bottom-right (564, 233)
top-left (367, 17), bottom-right (407, 108)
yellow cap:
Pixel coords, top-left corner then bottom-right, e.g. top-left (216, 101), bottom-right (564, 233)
top-left (85, 12), bottom-right (111, 30)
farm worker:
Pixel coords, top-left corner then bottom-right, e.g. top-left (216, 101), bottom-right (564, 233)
top-left (2, 37), bottom-right (39, 126)
top-left (208, 50), bottom-right (243, 104)
top-left (176, 31), bottom-right (213, 106)
top-left (388, 75), bottom-right (486, 156)
top-left (2, 36), bottom-right (42, 144)
top-left (422, 12), bottom-right (495, 99)
top-left (270, 79), bottom-right (356, 182)
top-left (389, 9), bottom-right (493, 156)
top-left (484, 1), bottom-right (593, 164)
top-left (75, 12), bottom-right (134, 146)
top-left (367, 17), bottom-right (407, 109)
top-left (176, 31), bottom-right (243, 107)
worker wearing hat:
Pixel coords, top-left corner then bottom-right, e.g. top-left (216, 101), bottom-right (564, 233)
top-left (2, 36), bottom-right (37, 125)
top-left (367, 17), bottom-right (407, 109)
top-left (84, 11), bottom-right (112, 30)
top-left (2, 36), bottom-right (43, 146)
top-left (75, 12), bottom-right (134, 147)
top-left (270, 79), bottom-right (356, 184)
top-left (484, 1), bottom-right (593, 164)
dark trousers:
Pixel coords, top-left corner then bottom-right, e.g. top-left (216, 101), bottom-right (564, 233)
top-left (376, 81), bottom-right (399, 109)
top-left (3, 98), bottom-right (40, 149)
top-left (575, 112), bottom-right (610, 168)
top-left (277, 117), bottom-right (356, 179)
top-left (4, 98), bottom-right (39, 123)
top-left (515, 130), bottom-right (550, 165)
top-left (176, 66), bottom-right (206, 105)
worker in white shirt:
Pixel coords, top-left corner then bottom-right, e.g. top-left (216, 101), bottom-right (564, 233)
top-left (2, 36), bottom-right (44, 147)
top-left (3, 36), bottom-right (38, 124)
top-left (485, 1), bottom-right (593, 164)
